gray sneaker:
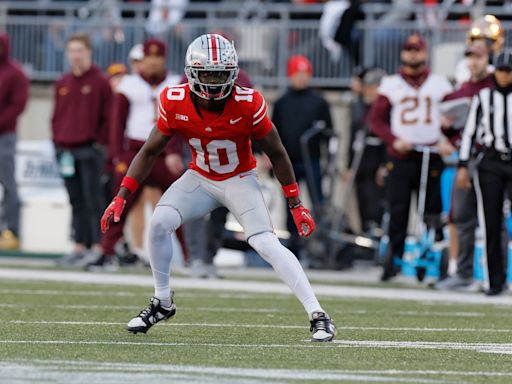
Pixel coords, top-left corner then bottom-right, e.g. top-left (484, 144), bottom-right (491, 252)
top-left (189, 259), bottom-right (207, 278)
top-left (56, 250), bottom-right (86, 266)
top-left (433, 275), bottom-right (472, 290)
top-left (204, 263), bottom-right (223, 279)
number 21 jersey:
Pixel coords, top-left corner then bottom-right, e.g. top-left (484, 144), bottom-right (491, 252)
top-left (378, 73), bottom-right (452, 144)
top-left (157, 84), bottom-right (273, 181)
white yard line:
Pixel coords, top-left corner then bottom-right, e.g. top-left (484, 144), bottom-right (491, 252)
top-left (392, 310), bottom-right (484, 317)
top-left (0, 340), bottom-right (323, 348)
top-left (10, 359), bottom-right (512, 378)
top-left (0, 288), bottom-right (286, 300)
top-left (2, 339), bottom-right (512, 354)
top-left (0, 303), bottom-right (285, 312)
top-left (198, 307), bottom-right (495, 318)
top-left (9, 320), bottom-right (304, 329)
top-left (1, 267), bottom-right (512, 305)
top-left (0, 303), bottom-right (140, 310)
top-left (6, 359), bottom-right (512, 379)
top-left (2, 301), bottom-right (504, 318)
top-left (8, 319), bottom-right (512, 334)
top-left (0, 361), bottom-right (450, 384)
top-left (0, 288), bottom-right (140, 297)
top-left (330, 340), bottom-right (512, 353)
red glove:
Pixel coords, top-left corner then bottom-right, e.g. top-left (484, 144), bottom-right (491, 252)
top-left (290, 203), bottom-right (316, 237)
top-left (101, 196), bottom-right (126, 233)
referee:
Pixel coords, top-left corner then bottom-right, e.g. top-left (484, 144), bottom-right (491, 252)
top-left (457, 49), bottom-right (512, 296)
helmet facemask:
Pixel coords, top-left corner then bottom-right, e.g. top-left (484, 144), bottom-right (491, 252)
top-left (185, 34), bottom-right (240, 101)
top-left (185, 67), bottom-right (239, 100)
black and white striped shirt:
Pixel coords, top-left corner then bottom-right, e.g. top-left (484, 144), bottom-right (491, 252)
top-left (459, 86), bottom-right (512, 166)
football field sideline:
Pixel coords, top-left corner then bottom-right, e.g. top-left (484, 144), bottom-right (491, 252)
top-left (1, 267), bottom-right (512, 305)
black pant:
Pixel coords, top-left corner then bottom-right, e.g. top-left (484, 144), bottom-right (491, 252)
top-left (355, 145), bottom-right (386, 231)
top-left (356, 177), bottom-right (385, 232)
top-left (286, 160), bottom-right (323, 258)
top-left (0, 133), bottom-right (20, 236)
top-left (451, 180), bottom-right (478, 279)
top-left (57, 145), bottom-right (105, 248)
top-left (386, 155), bottom-right (443, 259)
top-left (476, 154), bottom-right (512, 290)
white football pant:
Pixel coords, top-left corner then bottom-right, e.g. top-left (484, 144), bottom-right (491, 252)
top-left (149, 169), bottom-right (323, 318)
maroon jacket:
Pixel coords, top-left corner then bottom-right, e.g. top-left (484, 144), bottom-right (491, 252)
top-left (441, 74), bottom-right (494, 148)
top-left (52, 65), bottom-right (112, 148)
top-left (0, 34), bottom-right (29, 135)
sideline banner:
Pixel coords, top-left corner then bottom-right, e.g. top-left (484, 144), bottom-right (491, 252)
top-left (12, 140), bottom-right (72, 254)
top-left (15, 140), bottom-right (62, 188)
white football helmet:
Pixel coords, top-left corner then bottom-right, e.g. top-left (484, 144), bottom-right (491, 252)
top-left (184, 34), bottom-right (239, 100)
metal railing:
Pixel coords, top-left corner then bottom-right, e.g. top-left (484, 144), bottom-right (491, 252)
top-left (2, 1), bottom-right (511, 88)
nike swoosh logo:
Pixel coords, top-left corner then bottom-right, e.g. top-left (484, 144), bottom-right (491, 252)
top-left (230, 117), bottom-right (242, 124)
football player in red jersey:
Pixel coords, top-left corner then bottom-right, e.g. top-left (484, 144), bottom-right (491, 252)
top-left (101, 34), bottom-right (337, 342)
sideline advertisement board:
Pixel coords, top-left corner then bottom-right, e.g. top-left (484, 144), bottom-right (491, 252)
top-left (15, 141), bottom-right (73, 253)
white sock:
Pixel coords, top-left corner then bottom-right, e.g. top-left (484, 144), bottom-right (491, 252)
top-left (248, 232), bottom-right (324, 319)
top-left (148, 205), bottom-right (182, 303)
top-left (448, 259), bottom-right (457, 276)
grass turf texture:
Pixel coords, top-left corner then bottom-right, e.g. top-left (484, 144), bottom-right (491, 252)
top-left (1, 279), bottom-right (512, 383)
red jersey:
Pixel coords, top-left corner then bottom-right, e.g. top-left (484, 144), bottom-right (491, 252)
top-left (157, 84), bottom-right (273, 180)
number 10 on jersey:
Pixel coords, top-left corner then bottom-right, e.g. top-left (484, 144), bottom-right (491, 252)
top-left (189, 138), bottom-right (240, 174)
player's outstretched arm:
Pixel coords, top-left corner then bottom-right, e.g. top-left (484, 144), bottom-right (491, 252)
top-left (101, 127), bottom-right (172, 233)
top-left (256, 125), bottom-right (298, 199)
top-left (255, 124), bottom-right (316, 237)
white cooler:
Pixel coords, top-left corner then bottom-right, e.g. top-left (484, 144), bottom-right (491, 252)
top-left (14, 140), bottom-right (73, 254)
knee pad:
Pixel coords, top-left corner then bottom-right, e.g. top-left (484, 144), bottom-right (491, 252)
top-left (150, 205), bottom-right (182, 237)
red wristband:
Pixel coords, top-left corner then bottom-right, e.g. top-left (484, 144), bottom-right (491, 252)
top-left (120, 176), bottom-right (139, 193)
top-left (282, 183), bottom-right (300, 198)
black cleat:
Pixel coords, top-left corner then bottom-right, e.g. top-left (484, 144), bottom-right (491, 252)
top-left (380, 253), bottom-right (400, 282)
top-left (310, 312), bottom-right (337, 342)
top-left (485, 284), bottom-right (508, 296)
top-left (126, 295), bottom-right (176, 334)
top-left (85, 253), bottom-right (119, 272)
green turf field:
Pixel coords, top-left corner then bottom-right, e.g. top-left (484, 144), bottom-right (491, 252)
top-left (1, 278), bottom-right (512, 383)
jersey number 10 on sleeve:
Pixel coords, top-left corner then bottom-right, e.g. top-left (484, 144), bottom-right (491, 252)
top-left (234, 86), bottom-right (254, 102)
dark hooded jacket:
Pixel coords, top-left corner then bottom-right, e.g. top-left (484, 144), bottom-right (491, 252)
top-left (51, 64), bottom-right (112, 148)
top-left (0, 33), bottom-right (29, 135)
